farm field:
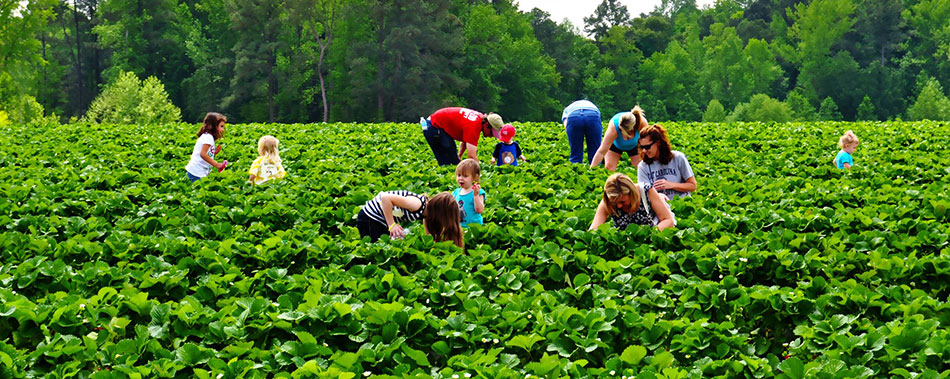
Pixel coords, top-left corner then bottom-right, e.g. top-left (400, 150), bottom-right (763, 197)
top-left (1, 120), bottom-right (949, 378)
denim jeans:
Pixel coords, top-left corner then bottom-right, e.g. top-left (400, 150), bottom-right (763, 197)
top-left (565, 109), bottom-right (603, 164)
top-left (186, 171), bottom-right (201, 182)
top-left (422, 119), bottom-right (461, 166)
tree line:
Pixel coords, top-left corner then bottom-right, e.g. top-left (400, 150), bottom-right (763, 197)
top-left (2, 0), bottom-right (950, 124)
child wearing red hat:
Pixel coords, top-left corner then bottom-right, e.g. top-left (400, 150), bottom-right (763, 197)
top-left (491, 124), bottom-right (527, 166)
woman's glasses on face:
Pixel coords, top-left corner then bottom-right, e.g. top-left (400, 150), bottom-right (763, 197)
top-left (639, 141), bottom-right (656, 151)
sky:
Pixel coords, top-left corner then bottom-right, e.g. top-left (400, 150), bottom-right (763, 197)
top-left (516, 0), bottom-right (717, 34)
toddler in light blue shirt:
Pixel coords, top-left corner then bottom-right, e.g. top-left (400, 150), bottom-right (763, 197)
top-left (835, 130), bottom-right (859, 170)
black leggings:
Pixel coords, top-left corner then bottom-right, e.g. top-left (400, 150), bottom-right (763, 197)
top-left (356, 210), bottom-right (389, 241)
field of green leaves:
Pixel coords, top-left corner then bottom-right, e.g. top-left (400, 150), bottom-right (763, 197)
top-left (1, 119), bottom-right (949, 378)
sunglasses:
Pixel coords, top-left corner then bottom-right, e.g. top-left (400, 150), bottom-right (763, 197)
top-left (638, 141), bottom-right (656, 150)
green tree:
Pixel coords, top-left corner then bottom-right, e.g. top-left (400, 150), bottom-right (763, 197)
top-left (743, 38), bottom-right (782, 97)
top-left (785, 89), bottom-right (816, 121)
top-left (855, 95), bottom-right (876, 121)
top-left (287, 0), bottom-right (342, 122)
top-left (727, 93), bottom-right (791, 122)
top-left (630, 15), bottom-right (673, 57)
top-left (529, 9), bottom-right (598, 107)
top-left (583, 0), bottom-right (630, 41)
top-left (83, 71), bottom-right (181, 123)
top-left (640, 40), bottom-right (701, 120)
top-left (701, 24), bottom-right (750, 110)
top-left (583, 66), bottom-right (618, 113)
top-left (458, 3), bottom-right (558, 121)
top-left (1, 0), bottom-right (55, 122)
top-left (907, 78), bottom-right (950, 121)
top-left (903, 0), bottom-right (950, 90)
top-left (703, 99), bottom-right (726, 122)
top-left (224, 0), bottom-right (284, 122)
top-left (789, 0), bottom-right (856, 101)
top-left (818, 96), bottom-right (842, 121)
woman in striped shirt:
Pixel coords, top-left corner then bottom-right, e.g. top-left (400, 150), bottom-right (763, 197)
top-left (357, 191), bottom-right (464, 247)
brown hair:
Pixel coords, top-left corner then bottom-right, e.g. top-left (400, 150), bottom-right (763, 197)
top-left (197, 112), bottom-right (227, 139)
top-left (456, 158), bottom-right (481, 182)
top-left (424, 192), bottom-right (464, 248)
top-left (639, 123), bottom-right (674, 165)
top-left (602, 173), bottom-right (640, 218)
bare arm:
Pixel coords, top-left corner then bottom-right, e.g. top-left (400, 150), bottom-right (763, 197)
top-left (655, 177), bottom-right (698, 193)
top-left (589, 199), bottom-right (610, 230)
top-left (473, 184), bottom-right (484, 214)
top-left (199, 144), bottom-right (222, 169)
top-left (648, 188), bottom-right (675, 231)
top-left (458, 142), bottom-right (467, 160)
top-left (465, 143), bottom-right (478, 160)
top-left (589, 126), bottom-right (617, 169)
top-left (378, 193), bottom-right (423, 238)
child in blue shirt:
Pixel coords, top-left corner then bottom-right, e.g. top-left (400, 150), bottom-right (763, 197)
top-left (835, 130), bottom-right (859, 170)
top-left (452, 159), bottom-right (486, 227)
top-left (491, 124), bottom-right (527, 166)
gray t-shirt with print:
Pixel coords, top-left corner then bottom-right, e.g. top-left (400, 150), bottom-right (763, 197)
top-left (637, 150), bottom-right (694, 199)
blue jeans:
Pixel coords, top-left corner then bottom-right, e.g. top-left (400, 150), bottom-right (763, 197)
top-left (422, 118), bottom-right (461, 166)
top-left (565, 109), bottom-right (603, 164)
top-left (186, 171), bottom-right (201, 182)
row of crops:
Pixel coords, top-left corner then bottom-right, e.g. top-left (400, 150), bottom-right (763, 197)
top-left (1, 120), bottom-right (949, 378)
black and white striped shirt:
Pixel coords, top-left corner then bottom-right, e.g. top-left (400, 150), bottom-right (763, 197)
top-left (361, 190), bottom-right (427, 226)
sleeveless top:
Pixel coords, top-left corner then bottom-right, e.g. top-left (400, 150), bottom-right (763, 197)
top-left (610, 183), bottom-right (654, 230)
top-left (609, 112), bottom-right (639, 150)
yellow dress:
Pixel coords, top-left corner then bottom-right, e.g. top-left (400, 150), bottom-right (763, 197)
top-left (248, 156), bottom-right (286, 184)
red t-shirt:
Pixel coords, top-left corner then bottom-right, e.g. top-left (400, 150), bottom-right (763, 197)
top-left (429, 107), bottom-right (484, 146)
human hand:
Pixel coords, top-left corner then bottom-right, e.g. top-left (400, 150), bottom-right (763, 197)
top-left (660, 193), bottom-right (670, 202)
top-left (215, 145), bottom-right (223, 155)
top-left (389, 223), bottom-right (406, 239)
top-left (653, 179), bottom-right (670, 190)
top-left (217, 160), bottom-right (228, 172)
top-left (472, 182), bottom-right (481, 194)
top-left (490, 157), bottom-right (497, 165)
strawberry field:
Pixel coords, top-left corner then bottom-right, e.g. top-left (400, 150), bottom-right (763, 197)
top-left (1, 120), bottom-right (949, 378)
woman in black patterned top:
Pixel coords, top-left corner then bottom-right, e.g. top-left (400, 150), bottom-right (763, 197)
top-left (589, 173), bottom-right (675, 231)
top-left (357, 191), bottom-right (464, 247)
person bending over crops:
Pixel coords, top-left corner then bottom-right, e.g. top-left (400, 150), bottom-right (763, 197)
top-left (420, 107), bottom-right (505, 166)
top-left (589, 106), bottom-right (648, 171)
top-left (562, 99), bottom-right (602, 164)
top-left (357, 191), bottom-right (464, 247)
top-left (637, 124), bottom-right (696, 201)
top-left (589, 173), bottom-right (674, 231)
top-left (184, 112), bottom-right (228, 182)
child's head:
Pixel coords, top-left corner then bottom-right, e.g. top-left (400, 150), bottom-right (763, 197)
top-left (257, 135), bottom-right (281, 160)
top-left (618, 105), bottom-right (647, 136)
top-left (455, 159), bottom-right (481, 189)
top-left (838, 130), bottom-right (859, 152)
top-left (424, 192), bottom-right (464, 248)
top-left (198, 112), bottom-right (227, 139)
top-left (602, 173), bottom-right (640, 218)
top-left (499, 124), bottom-right (516, 144)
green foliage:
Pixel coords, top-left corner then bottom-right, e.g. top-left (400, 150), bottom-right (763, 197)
top-left (583, 67), bottom-right (618, 113)
top-left (727, 94), bottom-right (792, 122)
top-left (856, 95), bottom-right (877, 121)
top-left (818, 97), bottom-right (843, 121)
top-left (3, 120), bottom-right (950, 377)
top-left (702, 99), bottom-right (726, 122)
top-left (83, 71), bottom-right (182, 124)
top-left (0, 94), bottom-right (47, 125)
top-left (907, 78), bottom-right (950, 121)
top-left (786, 90), bottom-right (817, 121)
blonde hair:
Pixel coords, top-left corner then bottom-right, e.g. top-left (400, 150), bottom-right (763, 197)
top-left (456, 158), bottom-right (481, 182)
top-left (838, 130), bottom-right (859, 149)
top-left (618, 105), bottom-right (647, 135)
top-left (602, 173), bottom-right (641, 218)
top-left (257, 135), bottom-right (282, 163)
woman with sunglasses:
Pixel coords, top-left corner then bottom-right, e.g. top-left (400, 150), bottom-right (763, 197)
top-left (636, 124), bottom-right (696, 201)
top-left (589, 106), bottom-right (648, 171)
top-left (589, 173), bottom-right (675, 231)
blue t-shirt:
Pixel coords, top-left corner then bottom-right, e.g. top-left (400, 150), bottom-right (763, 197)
top-left (609, 112), bottom-right (639, 150)
top-left (452, 188), bottom-right (486, 227)
top-left (835, 150), bottom-right (853, 169)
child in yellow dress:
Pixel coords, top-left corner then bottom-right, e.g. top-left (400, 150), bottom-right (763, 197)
top-left (248, 135), bottom-right (286, 184)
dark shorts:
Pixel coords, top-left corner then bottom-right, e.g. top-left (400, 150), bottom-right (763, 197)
top-left (356, 209), bottom-right (388, 242)
top-left (609, 143), bottom-right (638, 157)
top-left (186, 171), bottom-right (201, 182)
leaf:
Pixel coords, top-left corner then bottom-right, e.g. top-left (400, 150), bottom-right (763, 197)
top-left (573, 273), bottom-right (590, 287)
top-left (620, 345), bottom-right (647, 365)
top-left (778, 357), bottom-right (805, 379)
top-left (432, 341), bottom-right (450, 355)
top-left (176, 343), bottom-right (211, 366)
top-left (400, 344), bottom-right (430, 367)
top-left (506, 334), bottom-right (545, 352)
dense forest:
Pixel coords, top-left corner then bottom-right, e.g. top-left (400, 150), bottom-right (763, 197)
top-left (2, 0), bottom-right (950, 124)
